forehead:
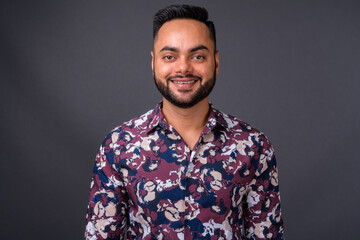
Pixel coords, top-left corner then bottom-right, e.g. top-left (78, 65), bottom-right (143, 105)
top-left (154, 19), bottom-right (214, 51)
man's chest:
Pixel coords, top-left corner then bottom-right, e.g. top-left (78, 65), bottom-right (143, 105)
top-left (113, 130), bottom-right (254, 215)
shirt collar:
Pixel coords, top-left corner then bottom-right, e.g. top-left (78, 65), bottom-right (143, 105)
top-left (207, 103), bottom-right (229, 131)
top-left (146, 102), bottom-right (230, 134)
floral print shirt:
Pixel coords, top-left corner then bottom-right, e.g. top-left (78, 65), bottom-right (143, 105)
top-left (85, 103), bottom-right (284, 240)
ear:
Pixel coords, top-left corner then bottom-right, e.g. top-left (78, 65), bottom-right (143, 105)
top-left (215, 50), bottom-right (220, 76)
top-left (151, 51), bottom-right (155, 73)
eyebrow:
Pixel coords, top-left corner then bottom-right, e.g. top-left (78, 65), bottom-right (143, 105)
top-left (190, 45), bottom-right (209, 52)
top-left (159, 45), bottom-right (209, 53)
top-left (160, 46), bottom-right (178, 52)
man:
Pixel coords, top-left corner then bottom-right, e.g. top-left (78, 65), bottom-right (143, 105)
top-left (85, 4), bottom-right (284, 240)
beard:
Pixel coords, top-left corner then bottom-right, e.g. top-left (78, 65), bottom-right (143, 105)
top-left (153, 70), bottom-right (216, 109)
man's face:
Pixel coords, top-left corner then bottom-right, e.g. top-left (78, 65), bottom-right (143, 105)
top-left (152, 19), bottom-right (220, 108)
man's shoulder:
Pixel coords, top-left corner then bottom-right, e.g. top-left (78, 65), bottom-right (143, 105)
top-left (113, 107), bottom-right (155, 133)
top-left (216, 109), bottom-right (271, 144)
top-left (103, 107), bottom-right (156, 143)
top-left (216, 109), bottom-right (261, 134)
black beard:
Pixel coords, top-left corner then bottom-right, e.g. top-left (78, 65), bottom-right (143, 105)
top-left (153, 71), bottom-right (216, 108)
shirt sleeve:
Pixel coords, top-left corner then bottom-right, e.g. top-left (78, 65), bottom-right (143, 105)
top-left (85, 136), bottom-right (128, 240)
top-left (244, 134), bottom-right (284, 239)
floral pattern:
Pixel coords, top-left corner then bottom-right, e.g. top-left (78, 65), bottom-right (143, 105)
top-left (85, 103), bottom-right (284, 239)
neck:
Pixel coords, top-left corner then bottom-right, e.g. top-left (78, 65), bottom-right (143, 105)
top-left (162, 98), bottom-right (210, 143)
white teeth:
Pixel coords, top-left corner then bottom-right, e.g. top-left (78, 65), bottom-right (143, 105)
top-left (173, 80), bottom-right (195, 84)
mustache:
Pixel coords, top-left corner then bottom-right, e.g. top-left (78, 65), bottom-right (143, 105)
top-left (166, 74), bottom-right (202, 82)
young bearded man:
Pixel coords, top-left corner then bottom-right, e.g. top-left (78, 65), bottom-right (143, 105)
top-left (85, 5), bottom-right (284, 240)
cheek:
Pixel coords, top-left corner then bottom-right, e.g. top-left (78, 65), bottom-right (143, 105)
top-left (196, 62), bottom-right (215, 77)
top-left (155, 61), bottom-right (172, 77)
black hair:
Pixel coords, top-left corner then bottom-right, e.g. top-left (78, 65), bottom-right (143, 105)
top-left (153, 4), bottom-right (216, 48)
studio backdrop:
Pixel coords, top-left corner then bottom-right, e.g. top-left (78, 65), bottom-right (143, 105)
top-left (1, 0), bottom-right (359, 239)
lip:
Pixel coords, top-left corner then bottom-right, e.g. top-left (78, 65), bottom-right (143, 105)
top-left (170, 79), bottom-right (199, 89)
top-left (171, 79), bottom-right (197, 84)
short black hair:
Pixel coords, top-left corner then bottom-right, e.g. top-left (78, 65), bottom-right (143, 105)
top-left (153, 4), bottom-right (216, 48)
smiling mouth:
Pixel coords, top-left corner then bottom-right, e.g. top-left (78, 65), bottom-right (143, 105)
top-left (170, 80), bottom-right (197, 84)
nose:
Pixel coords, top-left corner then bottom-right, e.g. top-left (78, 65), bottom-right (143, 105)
top-left (175, 57), bottom-right (192, 74)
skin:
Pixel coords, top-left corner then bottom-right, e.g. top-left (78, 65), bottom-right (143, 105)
top-left (151, 19), bottom-right (220, 149)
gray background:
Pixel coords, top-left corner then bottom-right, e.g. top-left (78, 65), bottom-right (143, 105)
top-left (1, 0), bottom-right (359, 239)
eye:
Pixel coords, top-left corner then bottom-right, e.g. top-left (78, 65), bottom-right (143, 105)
top-left (163, 55), bottom-right (175, 61)
top-left (192, 55), bottom-right (205, 61)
